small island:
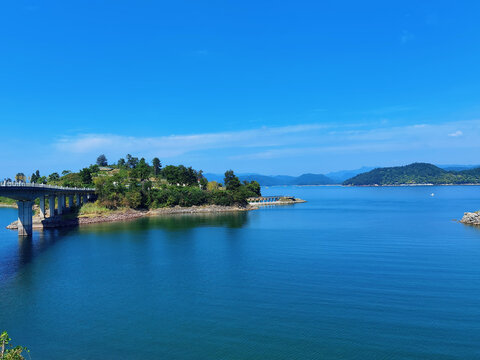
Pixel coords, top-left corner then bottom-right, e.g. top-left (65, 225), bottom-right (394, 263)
top-left (460, 212), bottom-right (480, 226)
top-left (2, 154), bottom-right (304, 231)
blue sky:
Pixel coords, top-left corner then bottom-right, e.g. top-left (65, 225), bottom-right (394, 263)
top-left (1, 0), bottom-right (480, 177)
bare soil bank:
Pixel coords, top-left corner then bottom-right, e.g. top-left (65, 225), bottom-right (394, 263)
top-left (6, 204), bottom-right (256, 230)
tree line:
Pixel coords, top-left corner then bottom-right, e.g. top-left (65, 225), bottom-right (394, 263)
top-left (9, 154), bottom-right (261, 209)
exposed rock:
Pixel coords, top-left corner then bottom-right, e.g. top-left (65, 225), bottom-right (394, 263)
top-left (460, 211), bottom-right (480, 225)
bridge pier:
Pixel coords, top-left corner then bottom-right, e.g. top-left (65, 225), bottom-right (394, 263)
top-left (49, 195), bottom-right (56, 217)
top-left (57, 195), bottom-right (64, 215)
top-left (17, 200), bottom-right (33, 236)
top-left (1, 182), bottom-right (95, 235)
top-left (39, 196), bottom-right (46, 219)
top-left (68, 195), bottom-right (74, 208)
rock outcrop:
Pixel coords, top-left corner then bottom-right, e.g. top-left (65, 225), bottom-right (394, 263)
top-left (460, 212), bottom-right (480, 225)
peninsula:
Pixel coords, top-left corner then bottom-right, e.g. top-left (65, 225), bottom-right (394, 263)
top-left (2, 154), bottom-right (304, 233)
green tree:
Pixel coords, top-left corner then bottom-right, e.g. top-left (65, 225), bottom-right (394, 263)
top-left (152, 157), bottom-right (162, 176)
top-left (48, 172), bottom-right (60, 182)
top-left (96, 154), bottom-right (108, 166)
top-left (61, 170), bottom-right (71, 176)
top-left (207, 181), bottom-right (220, 191)
top-left (79, 167), bottom-right (93, 185)
top-left (162, 165), bottom-right (198, 186)
top-left (14, 173), bottom-right (26, 183)
top-left (126, 154), bottom-right (139, 169)
top-left (30, 170), bottom-right (40, 183)
top-left (1, 331), bottom-right (28, 360)
top-left (246, 180), bottom-right (261, 196)
top-left (117, 158), bottom-right (126, 168)
top-left (224, 170), bottom-right (241, 191)
top-left (132, 158), bottom-right (151, 181)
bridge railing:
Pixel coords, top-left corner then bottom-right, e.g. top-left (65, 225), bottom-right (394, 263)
top-left (0, 181), bottom-right (95, 191)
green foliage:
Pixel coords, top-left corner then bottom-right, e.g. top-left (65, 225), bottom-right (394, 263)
top-left (0, 197), bottom-right (16, 206)
top-left (30, 170), bottom-right (41, 183)
top-left (152, 157), bottom-right (162, 176)
top-left (209, 189), bottom-right (234, 206)
top-left (245, 180), bottom-right (261, 196)
top-left (14, 173), bottom-right (25, 183)
top-left (131, 158), bottom-right (151, 181)
top-left (96, 154), bottom-right (108, 166)
top-left (126, 154), bottom-right (139, 169)
top-left (22, 154), bottom-right (262, 210)
top-left (117, 158), bottom-right (126, 168)
top-left (343, 163), bottom-right (480, 185)
top-left (78, 202), bottom-right (114, 217)
top-left (207, 181), bottom-right (221, 191)
top-left (48, 172), bottom-right (60, 182)
top-left (162, 165), bottom-right (199, 186)
top-left (224, 170), bottom-right (241, 191)
top-left (0, 331), bottom-right (28, 360)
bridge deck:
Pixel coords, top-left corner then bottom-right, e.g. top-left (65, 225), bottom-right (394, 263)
top-left (0, 182), bottom-right (96, 236)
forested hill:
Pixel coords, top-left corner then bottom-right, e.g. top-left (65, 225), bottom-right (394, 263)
top-left (343, 163), bottom-right (480, 185)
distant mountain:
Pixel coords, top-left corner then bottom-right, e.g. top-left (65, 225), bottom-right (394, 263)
top-left (291, 173), bottom-right (333, 185)
top-left (204, 173), bottom-right (337, 186)
top-left (343, 163), bottom-right (480, 186)
top-left (326, 167), bottom-right (374, 183)
top-left (437, 164), bottom-right (480, 171)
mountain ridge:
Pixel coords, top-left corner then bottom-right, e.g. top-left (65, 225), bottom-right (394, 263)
top-left (204, 173), bottom-right (336, 186)
top-left (343, 163), bottom-right (480, 185)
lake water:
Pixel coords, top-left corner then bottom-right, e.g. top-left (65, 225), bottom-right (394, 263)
top-left (1, 186), bottom-right (480, 359)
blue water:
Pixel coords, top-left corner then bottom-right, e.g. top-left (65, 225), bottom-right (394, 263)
top-left (1, 186), bottom-right (480, 359)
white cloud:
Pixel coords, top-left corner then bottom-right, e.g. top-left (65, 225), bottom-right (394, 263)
top-left (448, 130), bottom-right (463, 137)
top-left (53, 120), bottom-right (480, 165)
top-left (54, 124), bottom-right (329, 158)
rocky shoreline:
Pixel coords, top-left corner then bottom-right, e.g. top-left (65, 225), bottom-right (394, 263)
top-left (6, 204), bottom-right (257, 230)
top-left (460, 212), bottom-right (480, 226)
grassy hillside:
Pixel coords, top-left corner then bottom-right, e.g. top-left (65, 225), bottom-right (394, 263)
top-left (343, 163), bottom-right (480, 185)
top-left (0, 196), bottom-right (16, 206)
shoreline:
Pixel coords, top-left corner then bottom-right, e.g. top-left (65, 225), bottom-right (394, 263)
top-left (6, 204), bottom-right (258, 230)
top-left (460, 212), bottom-right (480, 226)
top-left (4, 196), bottom-right (307, 231)
top-left (0, 204), bottom-right (17, 208)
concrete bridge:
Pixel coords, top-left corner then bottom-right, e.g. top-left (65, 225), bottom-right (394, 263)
top-left (247, 196), bottom-right (296, 205)
top-left (0, 181), bottom-right (96, 236)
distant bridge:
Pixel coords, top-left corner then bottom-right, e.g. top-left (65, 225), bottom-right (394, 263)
top-left (247, 196), bottom-right (296, 205)
top-left (0, 182), bottom-right (96, 236)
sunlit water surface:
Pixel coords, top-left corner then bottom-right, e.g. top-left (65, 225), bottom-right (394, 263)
top-left (1, 186), bottom-right (480, 359)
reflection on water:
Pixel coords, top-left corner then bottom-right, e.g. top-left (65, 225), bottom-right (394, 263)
top-left (77, 211), bottom-right (249, 235)
top-left (0, 211), bottom-right (249, 282)
top-left (2, 187), bottom-right (480, 360)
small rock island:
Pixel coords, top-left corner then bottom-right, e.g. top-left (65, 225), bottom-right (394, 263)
top-left (460, 212), bottom-right (480, 226)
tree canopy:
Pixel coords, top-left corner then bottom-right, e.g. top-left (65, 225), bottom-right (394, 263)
top-left (1, 331), bottom-right (28, 360)
top-left (96, 154), bottom-right (108, 166)
top-left (343, 163), bottom-right (480, 185)
top-left (18, 154), bottom-right (262, 210)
